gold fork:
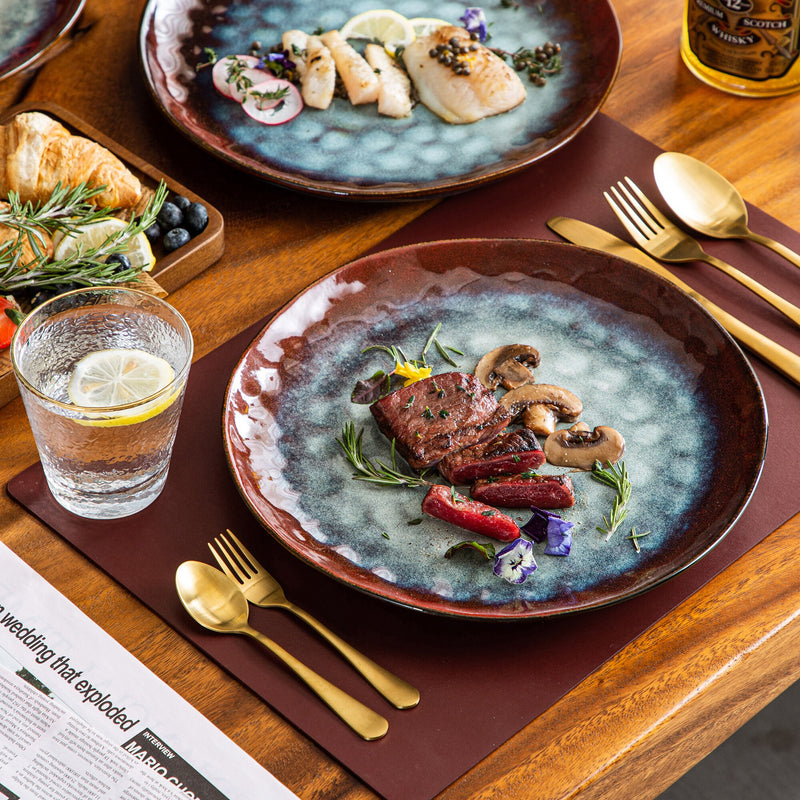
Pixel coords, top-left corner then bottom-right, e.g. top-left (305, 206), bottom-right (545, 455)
top-left (604, 178), bottom-right (800, 329)
top-left (209, 530), bottom-right (420, 709)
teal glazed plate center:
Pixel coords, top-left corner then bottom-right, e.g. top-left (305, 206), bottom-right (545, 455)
top-left (139, 0), bottom-right (621, 198)
top-left (222, 240), bottom-right (767, 620)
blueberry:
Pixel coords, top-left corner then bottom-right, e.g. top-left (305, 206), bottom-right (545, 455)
top-left (163, 227), bottom-right (191, 253)
top-left (143, 221), bottom-right (161, 245)
top-left (170, 194), bottom-right (191, 212)
top-left (157, 201), bottom-right (184, 231)
top-left (106, 253), bottom-right (132, 274)
top-left (184, 202), bottom-right (209, 236)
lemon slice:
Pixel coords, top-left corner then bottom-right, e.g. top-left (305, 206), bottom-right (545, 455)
top-left (54, 217), bottom-right (156, 272)
top-left (408, 17), bottom-right (450, 37)
top-left (340, 9), bottom-right (416, 55)
top-left (68, 348), bottom-right (176, 426)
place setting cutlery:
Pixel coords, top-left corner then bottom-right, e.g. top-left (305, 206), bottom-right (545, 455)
top-left (603, 177), bottom-right (800, 329)
top-left (208, 529), bottom-right (420, 711)
top-left (545, 216), bottom-right (800, 387)
top-left (545, 149), bottom-right (800, 387)
top-left (653, 152), bottom-right (800, 272)
top-left (176, 531), bottom-right (420, 741)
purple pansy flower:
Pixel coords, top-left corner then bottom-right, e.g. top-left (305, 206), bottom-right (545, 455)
top-left (493, 538), bottom-right (537, 584)
top-left (263, 51), bottom-right (296, 73)
top-left (521, 507), bottom-right (574, 556)
top-left (459, 7), bottom-right (489, 42)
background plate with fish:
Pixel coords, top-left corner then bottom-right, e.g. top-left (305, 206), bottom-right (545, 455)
top-left (223, 239), bottom-right (767, 620)
top-left (138, 0), bottom-right (621, 199)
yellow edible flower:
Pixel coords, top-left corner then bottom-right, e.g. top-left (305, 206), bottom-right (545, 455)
top-left (394, 361), bottom-right (432, 387)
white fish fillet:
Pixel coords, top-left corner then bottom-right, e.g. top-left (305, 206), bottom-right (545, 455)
top-left (364, 43), bottom-right (412, 118)
top-left (282, 29), bottom-right (308, 80)
top-left (303, 35), bottom-right (336, 109)
top-left (320, 29), bottom-right (380, 105)
top-left (402, 26), bottom-right (526, 123)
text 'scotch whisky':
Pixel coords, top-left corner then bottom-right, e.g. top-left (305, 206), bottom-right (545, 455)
top-left (682, 0), bottom-right (800, 96)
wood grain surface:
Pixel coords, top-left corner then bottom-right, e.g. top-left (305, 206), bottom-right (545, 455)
top-left (2, 1), bottom-right (800, 798)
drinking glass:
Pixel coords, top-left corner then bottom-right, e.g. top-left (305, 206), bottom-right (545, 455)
top-left (11, 287), bottom-right (193, 519)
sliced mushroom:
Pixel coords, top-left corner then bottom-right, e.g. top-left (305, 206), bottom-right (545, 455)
top-left (498, 384), bottom-right (582, 436)
top-left (544, 423), bottom-right (626, 470)
top-left (474, 344), bottom-right (541, 390)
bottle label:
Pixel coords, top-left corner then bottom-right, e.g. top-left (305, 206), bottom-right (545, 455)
top-left (686, 0), bottom-right (800, 80)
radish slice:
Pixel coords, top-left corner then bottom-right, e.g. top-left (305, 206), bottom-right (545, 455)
top-left (242, 79), bottom-right (303, 125)
top-left (212, 54), bottom-right (264, 100)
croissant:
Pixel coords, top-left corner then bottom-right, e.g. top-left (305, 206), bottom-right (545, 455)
top-left (0, 112), bottom-right (142, 209)
top-left (0, 201), bottom-right (54, 266)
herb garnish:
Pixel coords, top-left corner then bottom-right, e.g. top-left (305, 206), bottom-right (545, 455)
top-left (591, 460), bottom-right (631, 541)
top-left (627, 527), bottom-right (650, 553)
top-left (0, 182), bottom-right (167, 293)
top-left (492, 41), bottom-right (562, 86)
top-left (422, 322), bottom-right (463, 368)
top-left (445, 540), bottom-right (496, 561)
top-left (336, 422), bottom-right (429, 487)
top-left (351, 324), bottom-right (463, 404)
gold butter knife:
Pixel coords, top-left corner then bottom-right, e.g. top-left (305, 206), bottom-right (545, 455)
top-left (547, 216), bottom-right (800, 388)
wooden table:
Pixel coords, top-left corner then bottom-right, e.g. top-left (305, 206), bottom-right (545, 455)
top-left (3, 1), bottom-right (800, 797)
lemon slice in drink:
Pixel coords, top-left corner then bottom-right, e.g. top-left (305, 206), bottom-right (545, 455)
top-left (68, 348), bottom-right (176, 426)
top-left (408, 17), bottom-right (450, 37)
top-left (340, 9), bottom-right (416, 55)
top-left (54, 217), bottom-right (156, 272)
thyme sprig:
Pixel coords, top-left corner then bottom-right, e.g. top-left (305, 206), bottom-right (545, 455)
top-left (0, 181), bottom-right (167, 293)
top-left (335, 422), bottom-right (430, 487)
top-left (591, 459), bottom-right (631, 541)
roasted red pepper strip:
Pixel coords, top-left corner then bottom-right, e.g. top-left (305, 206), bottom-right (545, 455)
top-left (422, 484), bottom-right (520, 542)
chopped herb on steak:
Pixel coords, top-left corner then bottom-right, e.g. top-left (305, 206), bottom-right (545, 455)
top-left (370, 372), bottom-right (509, 470)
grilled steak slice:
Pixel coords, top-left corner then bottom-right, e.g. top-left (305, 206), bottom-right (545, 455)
top-left (471, 474), bottom-right (575, 509)
top-left (370, 372), bottom-right (509, 470)
top-left (438, 427), bottom-right (544, 484)
top-left (422, 484), bottom-right (520, 542)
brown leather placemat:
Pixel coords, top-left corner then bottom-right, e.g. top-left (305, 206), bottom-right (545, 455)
top-left (8, 113), bottom-right (800, 800)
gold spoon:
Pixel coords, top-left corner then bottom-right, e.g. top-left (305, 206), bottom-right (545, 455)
top-left (175, 561), bottom-right (389, 741)
top-left (653, 152), bottom-right (800, 271)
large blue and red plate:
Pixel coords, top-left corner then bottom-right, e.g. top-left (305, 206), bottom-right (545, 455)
top-left (222, 239), bottom-right (767, 620)
top-left (138, 0), bottom-right (621, 199)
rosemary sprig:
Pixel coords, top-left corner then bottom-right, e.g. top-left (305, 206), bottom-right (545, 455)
top-left (627, 527), bottom-right (650, 553)
top-left (591, 459), bottom-right (631, 541)
top-left (0, 182), bottom-right (167, 293)
top-left (335, 422), bottom-right (430, 487)
top-left (420, 322), bottom-right (462, 368)
top-left (362, 343), bottom-right (409, 364)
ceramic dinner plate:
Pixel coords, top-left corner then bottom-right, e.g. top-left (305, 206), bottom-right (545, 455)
top-left (223, 239), bottom-right (766, 620)
top-left (0, 0), bottom-right (85, 81)
top-left (138, 0), bottom-right (620, 199)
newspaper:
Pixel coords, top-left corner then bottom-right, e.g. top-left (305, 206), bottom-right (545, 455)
top-left (0, 541), bottom-right (299, 800)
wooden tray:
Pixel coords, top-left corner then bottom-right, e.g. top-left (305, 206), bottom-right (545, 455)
top-left (0, 100), bottom-right (225, 407)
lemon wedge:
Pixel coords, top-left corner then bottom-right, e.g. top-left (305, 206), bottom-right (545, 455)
top-left (339, 9), bottom-right (416, 56)
top-left (408, 17), bottom-right (450, 37)
top-left (54, 217), bottom-right (156, 272)
top-left (68, 348), bottom-right (176, 426)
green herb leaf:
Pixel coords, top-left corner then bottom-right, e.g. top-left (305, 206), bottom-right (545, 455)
top-left (591, 460), bottom-right (632, 541)
top-left (335, 422), bottom-right (429, 488)
top-left (444, 540), bottom-right (497, 561)
top-left (0, 181), bottom-right (167, 294)
top-left (627, 526), bottom-right (650, 553)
